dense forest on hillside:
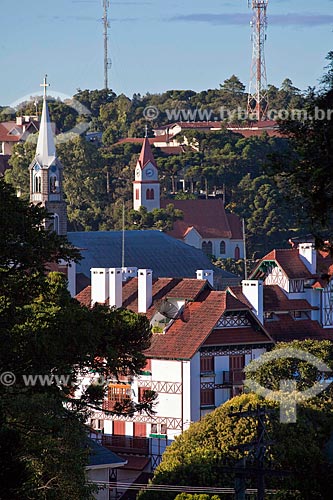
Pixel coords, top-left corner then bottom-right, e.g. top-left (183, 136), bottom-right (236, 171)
top-left (3, 66), bottom-right (332, 259)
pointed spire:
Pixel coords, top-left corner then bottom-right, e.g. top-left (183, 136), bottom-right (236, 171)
top-left (138, 137), bottom-right (157, 169)
top-left (36, 75), bottom-right (56, 167)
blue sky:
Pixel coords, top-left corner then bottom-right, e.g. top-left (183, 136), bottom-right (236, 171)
top-left (1, 0), bottom-right (332, 105)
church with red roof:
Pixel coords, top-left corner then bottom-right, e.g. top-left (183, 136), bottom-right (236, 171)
top-left (133, 137), bottom-right (244, 260)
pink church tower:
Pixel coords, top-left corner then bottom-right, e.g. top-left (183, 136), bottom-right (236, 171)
top-left (133, 137), bottom-right (160, 212)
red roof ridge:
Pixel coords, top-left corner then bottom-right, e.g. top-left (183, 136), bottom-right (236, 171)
top-left (138, 137), bottom-right (157, 170)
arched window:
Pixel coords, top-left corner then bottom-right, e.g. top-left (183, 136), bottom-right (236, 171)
top-left (220, 240), bottom-right (226, 255)
top-left (135, 189), bottom-right (139, 200)
top-left (202, 241), bottom-right (212, 255)
top-left (49, 175), bottom-right (57, 193)
top-left (150, 188), bottom-right (154, 200)
top-left (34, 175), bottom-right (41, 193)
top-left (146, 188), bottom-right (150, 200)
top-left (235, 245), bottom-right (240, 260)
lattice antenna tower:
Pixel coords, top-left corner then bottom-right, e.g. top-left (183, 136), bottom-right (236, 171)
top-left (102, 0), bottom-right (112, 89)
top-left (247, 0), bottom-right (269, 121)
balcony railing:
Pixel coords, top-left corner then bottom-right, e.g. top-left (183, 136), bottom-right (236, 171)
top-left (102, 434), bottom-right (150, 455)
top-left (218, 370), bottom-right (244, 386)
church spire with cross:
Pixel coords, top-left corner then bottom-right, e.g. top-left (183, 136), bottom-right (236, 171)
top-left (29, 76), bottom-right (67, 235)
top-left (35, 75), bottom-right (56, 167)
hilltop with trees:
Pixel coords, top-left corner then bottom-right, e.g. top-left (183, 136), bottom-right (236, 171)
top-left (3, 54), bottom-right (333, 259)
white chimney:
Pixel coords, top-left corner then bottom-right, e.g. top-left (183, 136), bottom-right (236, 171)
top-left (242, 280), bottom-right (264, 324)
top-left (122, 267), bottom-right (138, 282)
top-left (91, 268), bottom-right (109, 305)
top-left (67, 260), bottom-right (76, 298)
top-left (138, 269), bottom-right (153, 313)
top-left (196, 269), bottom-right (214, 287)
top-left (109, 268), bottom-right (123, 308)
top-left (298, 243), bottom-right (317, 275)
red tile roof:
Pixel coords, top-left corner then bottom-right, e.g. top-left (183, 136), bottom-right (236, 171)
top-left (203, 327), bottom-right (270, 346)
top-left (265, 315), bottom-right (333, 342)
top-left (138, 137), bottom-right (157, 170)
top-left (252, 248), bottom-right (313, 279)
top-left (160, 199), bottom-right (242, 240)
top-left (0, 122), bottom-right (22, 142)
top-left (145, 290), bottom-right (272, 359)
top-left (263, 285), bottom-right (316, 311)
top-left (75, 277), bottom-right (210, 319)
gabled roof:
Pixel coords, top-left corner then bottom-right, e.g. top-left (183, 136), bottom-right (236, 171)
top-left (138, 137), bottom-right (157, 170)
top-left (76, 277), bottom-right (210, 320)
top-left (145, 290), bottom-right (273, 360)
top-left (87, 438), bottom-right (127, 469)
top-left (160, 199), bottom-right (242, 240)
top-left (0, 122), bottom-right (22, 142)
top-left (251, 248), bottom-right (313, 280)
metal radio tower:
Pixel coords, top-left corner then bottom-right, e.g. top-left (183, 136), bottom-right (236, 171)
top-left (247, 0), bottom-right (269, 122)
top-left (102, 0), bottom-right (112, 89)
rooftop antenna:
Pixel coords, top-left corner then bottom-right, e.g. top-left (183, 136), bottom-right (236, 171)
top-left (102, 0), bottom-right (112, 89)
top-left (247, 1), bottom-right (269, 121)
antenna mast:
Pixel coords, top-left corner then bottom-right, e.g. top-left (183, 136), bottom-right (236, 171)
top-left (102, 0), bottom-right (111, 89)
top-left (247, 0), bottom-right (269, 122)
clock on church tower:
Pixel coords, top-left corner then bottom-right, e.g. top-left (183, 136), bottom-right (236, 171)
top-left (133, 137), bottom-right (160, 212)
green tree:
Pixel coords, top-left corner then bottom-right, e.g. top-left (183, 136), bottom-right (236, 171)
top-left (0, 180), bottom-right (154, 498)
top-left (269, 53), bottom-right (333, 234)
top-left (139, 339), bottom-right (333, 500)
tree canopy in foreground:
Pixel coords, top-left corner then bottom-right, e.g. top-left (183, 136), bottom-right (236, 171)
top-left (139, 340), bottom-right (333, 500)
top-left (0, 179), bottom-right (153, 499)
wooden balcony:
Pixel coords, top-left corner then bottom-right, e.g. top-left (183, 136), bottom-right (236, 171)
top-left (102, 434), bottom-right (150, 455)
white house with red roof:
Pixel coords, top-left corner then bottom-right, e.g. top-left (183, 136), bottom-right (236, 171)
top-left (160, 198), bottom-right (244, 260)
top-left (76, 268), bottom-right (274, 467)
top-left (0, 116), bottom-right (39, 156)
top-left (75, 238), bottom-right (333, 470)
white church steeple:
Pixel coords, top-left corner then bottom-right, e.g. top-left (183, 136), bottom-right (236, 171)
top-left (35, 75), bottom-right (56, 167)
top-left (29, 76), bottom-right (67, 235)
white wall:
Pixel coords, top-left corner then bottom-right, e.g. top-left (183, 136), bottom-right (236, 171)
top-left (87, 468), bottom-right (111, 500)
top-left (190, 353), bottom-right (201, 423)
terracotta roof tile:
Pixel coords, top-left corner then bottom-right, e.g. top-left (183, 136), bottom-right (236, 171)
top-left (203, 327), bottom-right (270, 346)
top-left (263, 285), bottom-right (316, 311)
top-left (138, 137), bottom-right (157, 170)
top-left (75, 285), bottom-right (91, 307)
top-left (145, 290), bottom-right (272, 359)
top-left (253, 248), bottom-right (313, 279)
top-left (161, 199), bottom-right (242, 240)
top-left (265, 315), bottom-right (333, 342)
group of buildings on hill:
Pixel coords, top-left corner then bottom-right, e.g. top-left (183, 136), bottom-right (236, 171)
top-left (17, 82), bottom-right (333, 498)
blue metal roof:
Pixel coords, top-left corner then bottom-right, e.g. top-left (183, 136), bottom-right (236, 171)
top-left (88, 438), bottom-right (126, 467)
top-left (68, 230), bottom-right (239, 289)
